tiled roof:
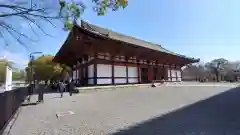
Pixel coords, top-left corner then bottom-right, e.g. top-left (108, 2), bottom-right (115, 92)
top-left (78, 20), bottom-right (199, 62)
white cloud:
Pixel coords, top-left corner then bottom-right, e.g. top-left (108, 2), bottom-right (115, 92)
top-left (0, 51), bottom-right (28, 68)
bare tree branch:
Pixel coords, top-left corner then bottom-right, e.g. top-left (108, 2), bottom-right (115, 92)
top-left (0, 0), bottom-right (128, 48)
top-left (18, 14), bottom-right (53, 37)
top-left (0, 2), bottom-right (61, 46)
top-left (0, 21), bottom-right (37, 42)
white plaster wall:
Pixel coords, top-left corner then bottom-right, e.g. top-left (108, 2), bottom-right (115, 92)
top-left (97, 79), bottom-right (112, 84)
top-left (72, 70), bottom-right (77, 80)
top-left (114, 65), bottom-right (126, 77)
top-left (128, 78), bottom-right (138, 83)
top-left (114, 65), bottom-right (127, 84)
top-left (128, 66), bottom-right (138, 83)
top-left (172, 78), bottom-right (177, 81)
top-left (128, 67), bottom-right (138, 77)
top-left (97, 64), bottom-right (111, 77)
top-left (77, 70), bottom-right (79, 79)
top-left (177, 70), bottom-right (182, 81)
top-left (88, 64), bottom-right (94, 78)
top-left (88, 79), bottom-right (94, 84)
top-left (167, 69), bottom-right (171, 81)
top-left (115, 78), bottom-right (127, 84)
top-left (167, 69), bottom-right (171, 77)
top-left (171, 70), bottom-right (176, 77)
top-left (97, 64), bottom-right (112, 84)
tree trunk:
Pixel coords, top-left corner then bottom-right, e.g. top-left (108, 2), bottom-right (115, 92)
top-left (216, 72), bottom-right (219, 82)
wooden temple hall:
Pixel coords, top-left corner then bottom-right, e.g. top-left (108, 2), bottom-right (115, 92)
top-left (53, 20), bottom-right (199, 86)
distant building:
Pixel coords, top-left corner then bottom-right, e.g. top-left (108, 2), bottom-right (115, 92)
top-left (53, 20), bottom-right (199, 86)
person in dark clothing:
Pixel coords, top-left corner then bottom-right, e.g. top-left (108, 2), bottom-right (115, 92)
top-left (38, 84), bottom-right (44, 103)
top-left (67, 79), bottom-right (74, 96)
top-left (27, 84), bottom-right (33, 102)
top-left (58, 80), bottom-right (64, 98)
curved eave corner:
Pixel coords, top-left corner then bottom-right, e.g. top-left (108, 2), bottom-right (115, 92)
top-left (188, 58), bottom-right (200, 64)
top-left (53, 28), bottom-right (75, 64)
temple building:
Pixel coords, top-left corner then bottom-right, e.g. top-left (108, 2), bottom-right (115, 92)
top-left (53, 20), bottom-right (199, 86)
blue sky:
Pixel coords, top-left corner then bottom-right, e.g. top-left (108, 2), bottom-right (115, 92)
top-left (1, 0), bottom-right (240, 68)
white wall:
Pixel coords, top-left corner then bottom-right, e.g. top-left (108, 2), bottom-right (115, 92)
top-left (97, 64), bottom-right (111, 77)
top-left (128, 78), bottom-right (138, 83)
top-left (88, 64), bottom-right (94, 78)
top-left (76, 70), bottom-right (79, 80)
top-left (97, 79), bottom-right (112, 84)
top-left (172, 77), bottom-right (177, 81)
top-left (114, 65), bottom-right (127, 84)
top-left (93, 64), bottom-right (139, 84)
top-left (177, 70), bottom-right (182, 81)
top-left (72, 70), bottom-right (77, 80)
top-left (114, 65), bottom-right (126, 77)
top-left (5, 66), bottom-right (12, 91)
top-left (97, 64), bottom-right (112, 84)
top-left (168, 69), bottom-right (171, 81)
top-left (171, 70), bottom-right (176, 77)
top-left (167, 69), bottom-right (182, 82)
top-left (128, 66), bottom-right (138, 83)
top-left (128, 67), bottom-right (138, 77)
top-left (115, 78), bottom-right (127, 84)
top-left (88, 79), bottom-right (94, 84)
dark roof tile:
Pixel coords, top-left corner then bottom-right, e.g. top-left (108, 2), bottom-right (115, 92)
top-left (79, 20), bottom-right (199, 62)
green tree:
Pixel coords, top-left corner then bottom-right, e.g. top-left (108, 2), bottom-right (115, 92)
top-left (0, 59), bottom-right (15, 83)
top-left (0, 0), bottom-right (128, 45)
top-left (12, 70), bottom-right (25, 81)
top-left (26, 55), bottom-right (70, 82)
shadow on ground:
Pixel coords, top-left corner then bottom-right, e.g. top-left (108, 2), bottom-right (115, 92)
top-left (112, 87), bottom-right (240, 135)
top-left (21, 102), bottom-right (39, 107)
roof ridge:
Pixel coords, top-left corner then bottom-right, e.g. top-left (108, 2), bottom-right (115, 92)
top-left (81, 20), bottom-right (163, 47)
top-left (81, 20), bottom-right (109, 36)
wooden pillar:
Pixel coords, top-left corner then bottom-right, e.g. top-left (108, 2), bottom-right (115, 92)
top-left (180, 68), bottom-right (183, 81)
top-left (147, 60), bottom-right (152, 83)
top-left (155, 61), bottom-right (158, 80)
top-left (80, 66), bottom-right (83, 85)
top-left (126, 57), bottom-right (129, 84)
top-left (111, 56), bottom-right (115, 84)
top-left (78, 68), bottom-right (80, 84)
top-left (137, 60), bottom-right (141, 84)
top-left (71, 67), bottom-right (74, 81)
top-left (169, 67), bottom-right (172, 82)
top-left (175, 66), bottom-right (178, 82)
top-left (93, 55), bottom-right (97, 85)
top-left (84, 55), bottom-right (88, 85)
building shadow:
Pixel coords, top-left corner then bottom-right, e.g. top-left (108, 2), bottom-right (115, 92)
top-left (112, 87), bottom-right (240, 135)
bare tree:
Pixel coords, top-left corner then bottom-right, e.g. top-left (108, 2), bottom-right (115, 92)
top-left (205, 58), bottom-right (228, 82)
top-left (0, 0), bottom-right (128, 47)
top-left (182, 64), bottom-right (206, 81)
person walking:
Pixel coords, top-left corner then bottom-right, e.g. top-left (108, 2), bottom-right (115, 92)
top-left (58, 80), bottom-right (64, 98)
top-left (27, 84), bottom-right (33, 102)
top-left (67, 79), bottom-right (74, 96)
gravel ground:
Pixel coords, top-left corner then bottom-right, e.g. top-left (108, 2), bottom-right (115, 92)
top-left (6, 85), bottom-right (240, 135)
